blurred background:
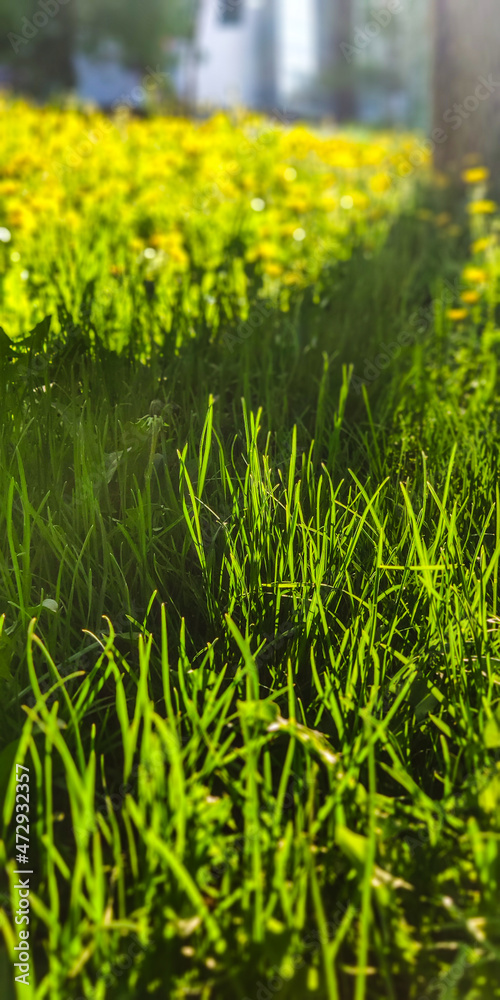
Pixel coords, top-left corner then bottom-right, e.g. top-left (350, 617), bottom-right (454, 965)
top-left (0, 0), bottom-right (431, 127)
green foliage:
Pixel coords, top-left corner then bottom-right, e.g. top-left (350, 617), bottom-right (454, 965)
top-left (78, 0), bottom-right (198, 63)
top-left (0, 0), bottom-right (76, 94)
top-left (0, 0), bottom-right (197, 97)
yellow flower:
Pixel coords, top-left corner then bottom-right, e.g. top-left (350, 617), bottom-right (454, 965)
top-left (63, 211), bottom-right (81, 231)
top-left (0, 181), bottom-right (19, 196)
top-left (460, 290), bottom-right (481, 304)
top-left (351, 191), bottom-right (370, 209)
top-left (468, 200), bottom-right (497, 215)
top-left (463, 267), bottom-right (488, 284)
top-left (264, 262), bottom-right (284, 277)
top-left (149, 234), bottom-right (165, 248)
top-left (7, 207), bottom-right (36, 232)
top-left (321, 194), bottom-right (337, 211)
top-left (253, 241), bottom-right (281, 260)
top-left (462, 166), bottom-right (490, 184)
top-left (447, 309), bottom-right (468, 322)
top-left (286, 196), bottom-right (309, 213)
top-left (283, 272), bottom-right (305, 286)
top-left (369, 172), bottom-right (391, 193)
top-left (472, 237), bottom-right (490, 254)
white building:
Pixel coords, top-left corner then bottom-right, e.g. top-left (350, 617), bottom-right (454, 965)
top-left (186, 0), bottom-right (319, 115)
top-left (175, 0), bottom-right (430, 127)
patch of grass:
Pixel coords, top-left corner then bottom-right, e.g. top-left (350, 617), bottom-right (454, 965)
top-left (1, 196), bottom-right (500, 1000)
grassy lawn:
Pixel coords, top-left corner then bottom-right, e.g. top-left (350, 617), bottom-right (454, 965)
top-left (0, 102), bottom-right (500, 999)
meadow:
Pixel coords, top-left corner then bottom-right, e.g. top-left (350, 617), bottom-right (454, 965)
top-left (0, 98), bottom-right (500, 999)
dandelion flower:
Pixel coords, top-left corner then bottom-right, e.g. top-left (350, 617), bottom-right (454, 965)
top-left (369, 173), bottom-right (391, 193)
top-left (468, 200), bottom-right (497, 215)
top-left (264, 262), bottom-right (284, 277)
top-left (462, 166), bottom-right (490, 184)
top-left (463, 267), bottom-right (488, 284)
top-left (283, 272), bottom-right (304, 286)
top-left (472, 237), bottom-right (490, 254)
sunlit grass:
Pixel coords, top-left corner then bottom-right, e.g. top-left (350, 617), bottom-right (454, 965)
top-left (0, 109), bottom-right (500, 998)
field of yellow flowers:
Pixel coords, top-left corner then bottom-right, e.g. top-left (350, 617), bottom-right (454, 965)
top-left (0, 96), bottom-right (425, 349)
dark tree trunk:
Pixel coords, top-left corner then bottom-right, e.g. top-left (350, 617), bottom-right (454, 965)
top-left (332, 0), bottom-right (357, 121)
top-left (38, 4), bottom-right (76, 93)
top-left (14, 3), bottom-right (76, 98)
top-left (433, 0), bottom-right (500, 179)
top-left (256, 0), bottom-right (278, 112)
top-left (317, 0), bottom-right (357, 121)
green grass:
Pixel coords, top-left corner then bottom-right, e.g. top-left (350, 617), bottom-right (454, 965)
top-left (1, 199), bottom-right (500, 999)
